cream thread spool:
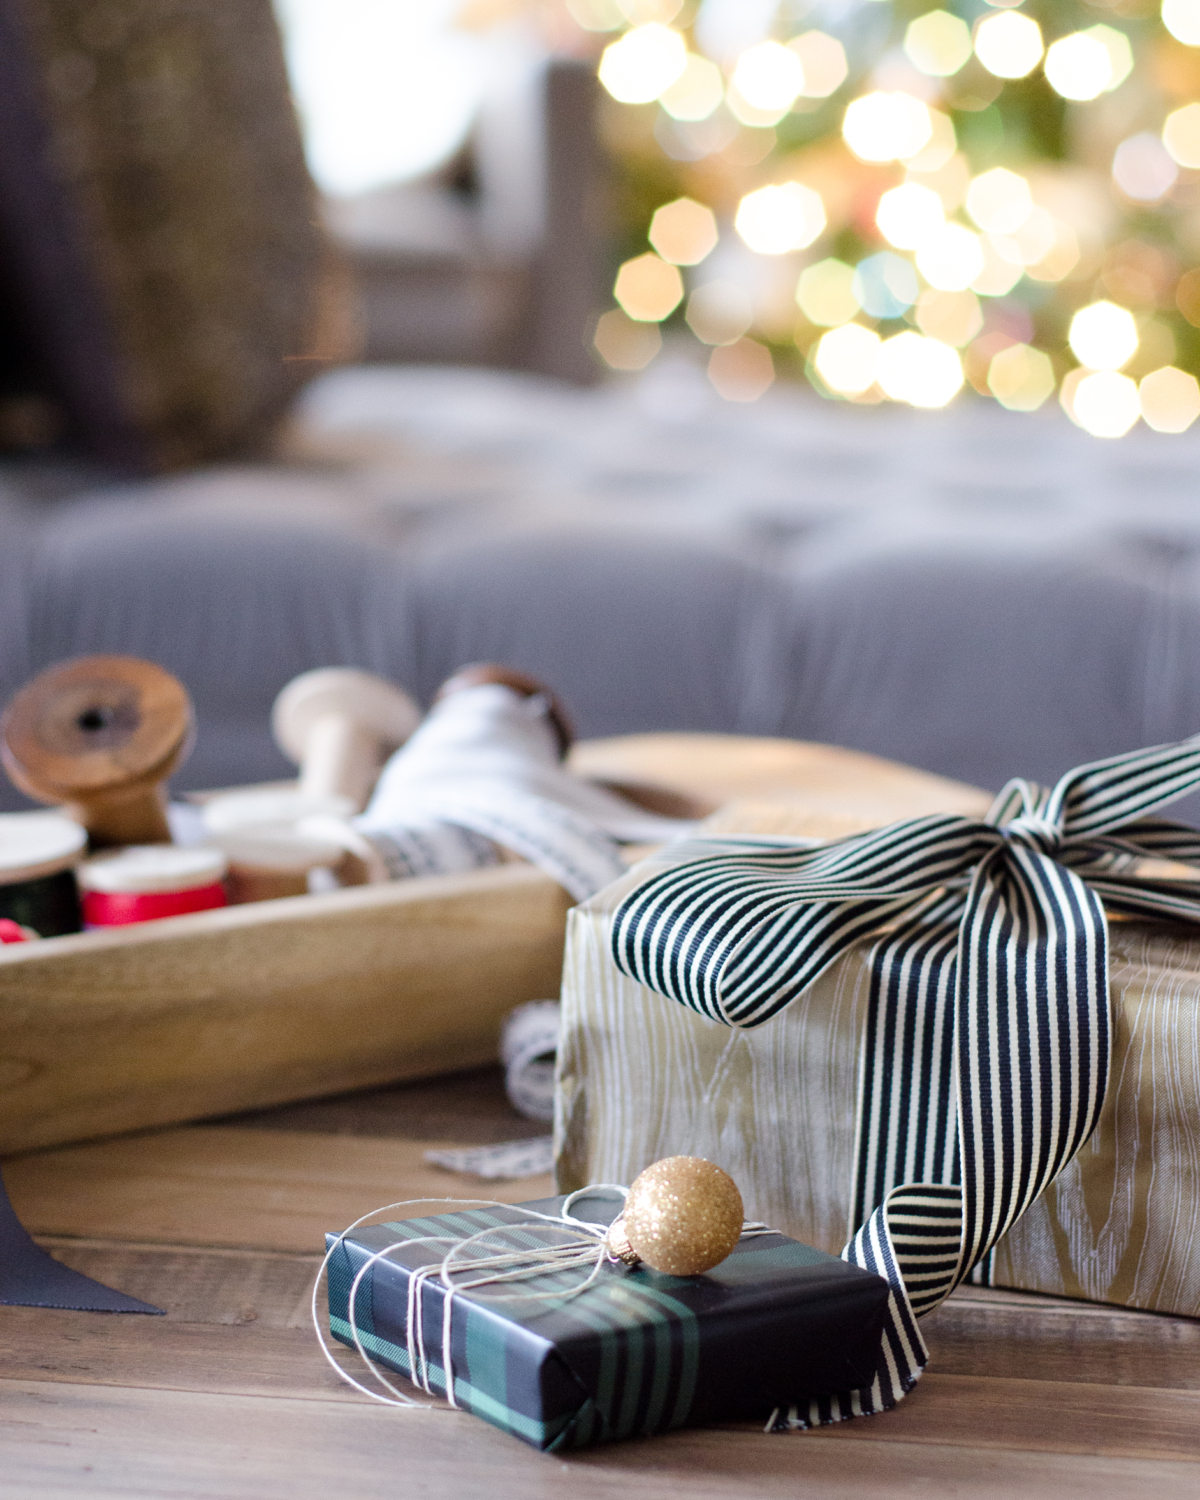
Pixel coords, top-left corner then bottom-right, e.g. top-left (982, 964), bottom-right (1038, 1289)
top-left (272, 669), bottom-right (422, 814)
top-left (1, 656), bottom-right (193, 847)
top-left (77, 845), bottom-right (228, 926)
top-left (205, 828), bottom-right (346, 904)
top-left (0, 811), bottom-right (86, 936)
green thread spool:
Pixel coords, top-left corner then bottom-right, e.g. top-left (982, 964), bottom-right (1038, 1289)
top-left (0, 813), bottom-right (86, 937)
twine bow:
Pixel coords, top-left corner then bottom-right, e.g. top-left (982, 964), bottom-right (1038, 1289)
top-left (313, 1191), bottom-right (774, 1412)
top-left (609, 733), bottom-right (1200, 1427)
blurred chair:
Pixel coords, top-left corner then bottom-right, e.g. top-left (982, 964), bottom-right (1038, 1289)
top-left (326, 58), bottom-right (604, 386)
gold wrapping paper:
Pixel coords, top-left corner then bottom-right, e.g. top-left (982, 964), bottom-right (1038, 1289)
top-left (556, 862), bottom-right (1200, 1318)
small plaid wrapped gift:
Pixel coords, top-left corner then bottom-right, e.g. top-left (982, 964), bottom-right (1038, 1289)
top-left (324, 1193), bottom-right (891, 1451)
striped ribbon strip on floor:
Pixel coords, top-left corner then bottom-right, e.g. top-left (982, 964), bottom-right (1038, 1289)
top-left (610, 734), bottom-right (1200, 1428)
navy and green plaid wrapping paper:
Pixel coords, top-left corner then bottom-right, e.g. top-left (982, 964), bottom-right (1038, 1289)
top-left (325, 1194), bottom-right (891, 1451)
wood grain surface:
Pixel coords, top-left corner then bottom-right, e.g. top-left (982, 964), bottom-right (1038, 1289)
top-left (3, 1069), bottom-right (1197, 1497)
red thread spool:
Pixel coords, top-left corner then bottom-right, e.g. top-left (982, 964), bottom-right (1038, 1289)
top-left (77, 846), bottom-right (228, 928)
top-left (0, 918), bottom-right (31, 943)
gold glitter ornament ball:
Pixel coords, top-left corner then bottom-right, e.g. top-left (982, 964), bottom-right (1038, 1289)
top-left (621, 1156), bottom-right (744, 1276)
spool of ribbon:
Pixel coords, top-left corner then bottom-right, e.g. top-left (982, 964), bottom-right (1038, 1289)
top-left (77, 845), bottom-right (228, 927)
top-left (609, 732), bottom-right (1200, 1429)
top-left (355, 676), bottom-right (695, 901)
top-left (0, 812), bottom-right (85, 937)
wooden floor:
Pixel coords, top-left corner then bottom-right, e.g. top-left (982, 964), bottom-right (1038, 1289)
top-left (2, 1068), bottom-right (1198, 1499)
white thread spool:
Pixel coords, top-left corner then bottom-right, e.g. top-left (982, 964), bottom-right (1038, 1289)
top-left (272, 669), bottom-right (421, 814)
top-left (204, 828), bottom-right (347, 904)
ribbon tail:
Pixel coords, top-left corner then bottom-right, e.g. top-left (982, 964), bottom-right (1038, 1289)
top-left (0, 1167), bottom-right (162, 1313)
top-left (769, 1181), bottom-right (961, 1431)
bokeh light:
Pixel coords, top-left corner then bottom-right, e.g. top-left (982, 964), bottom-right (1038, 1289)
top-left (708, 338), bottom-right (774, 401)
top-left (876, 183), bottom-right (945, 251)
top-left (990, 206), bottom-right (1057, 268)
top-left (876, 331), bottom-right (964, 408)
top-left (965, 168), bottom-right (1033, 235)
top-left (916, 223), bottom-right (985, 292)
top-left (971, 237), bottom-right (1024, 296)
top-left (1139, 366), bottom-right (1200, 432)
top-left (904, 11), bottom-right (973, 78)
top-left (843, 91), bottom-right (933, 164)
top-left (905, 110), bottom-right (958, 174)
top-left (789, 31), bottom-right (848, 98)
top-left (659, 54), bottom-right (724, 120)
top-left (814, 323), bottom-right (881, 395)
top-left (1112, 134), bottom-right (1179, 203)
top-left (1163, 102), bottom-right (1200, 169)
top-left (598, 24), bottom-right (687, 104)
top-left (1025, 221), bottom-right (1080, 284)
top-left (1071, 370), bottom-right (1141, 438)
top-left (686, 280), bottom-right (754, 345)
top-left (1087, 25), bottom-right (1134, 91)
top-left (986, 343), bottom-right (1055, 411)
top-left (974, 11), bottom-right (1043, 80)
top-left (735, 182), bottom-right (826, 254)
top-left (617, 0), bottom-right (684, 22)
top-left (1069, 300), bottom-right (1138, 370)
top-left (796, 259), bottom-right (859, 327)
top-left (854, 252), bottom-right (919, 318)
top-left (915, 287), bottom-right (983, 348)
top-left (732, 41), bottom-right (805, 112)
top-left (1044, 32), bottom-right (1113, 102)
top-left (1163, 0), bottom-right (1200, 46)
top-left (614, 252), bottom-right (684, 320)
top-left (593, 308), bottom-right (662, 370)
top-left (649, 197), bottom-right (719, 265)
top-left (566, 0), bottom-right (626, 31)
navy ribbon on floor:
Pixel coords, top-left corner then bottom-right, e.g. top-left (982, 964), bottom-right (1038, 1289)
top-left (610, 734), bottom-right (1200, 1426)
top-left (0, 1165), bottom-right (160, 1312)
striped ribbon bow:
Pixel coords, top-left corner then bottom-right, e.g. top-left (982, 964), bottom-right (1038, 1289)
top-left (610, 735), bottom-right (1200, 1428)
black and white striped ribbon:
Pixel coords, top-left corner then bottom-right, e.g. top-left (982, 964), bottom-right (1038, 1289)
top-left (610, 734), bottom-right (1200, 1428)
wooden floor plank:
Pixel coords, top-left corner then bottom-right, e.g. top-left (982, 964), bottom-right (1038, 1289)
top-left (2, 1379), bottom-right (1197, 1500)
top-left (4, 1128), bottom-right (554, 1251)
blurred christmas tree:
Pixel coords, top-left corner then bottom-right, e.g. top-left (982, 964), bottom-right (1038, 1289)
top-left (558, 0), bottom-right (1200, 436)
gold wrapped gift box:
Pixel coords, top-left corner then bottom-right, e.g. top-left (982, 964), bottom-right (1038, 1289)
top-left (557, 862), bottom-right (1200, 1318)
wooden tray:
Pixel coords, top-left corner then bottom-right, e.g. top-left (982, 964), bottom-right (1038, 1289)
top-left (0, 734), bottom-right (988, 1155)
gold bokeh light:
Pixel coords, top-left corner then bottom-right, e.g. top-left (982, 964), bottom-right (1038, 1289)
top-left (1070, 370), bottom-right (1141, 438)
top-left (987, 344), bottom-right (1056, 411)
top-left (974, 11), bottom-right (1044, 80)
top-left (876, 183), bottom-right (945, 251)
top-left (735, 182), bottom-right (826, 255)
top-left (708, 337), bottom-right (775, 402)
top-left (876, 331), bottom-right (964, 409)
top-left (659, 54), bottom-right (724, 121)
top-left (789, 31), bottom-right (848, 98)
top-left (593, 308), bottom-right (662, 370)
top-left (904, 10), bottom-right (973, 78)
top-left (842, 91), bottom-right (933, 164)
top-left (796, 259), bottom-right (860, 327)
top-left (1044, 32), bottom-right (1113, 102)
top-left (1139, 366), bottom-right (1200, 432)
top-left (915, 287), bottom-right (983, 348)
top-left (916, 223), bottom-right (985, 292)
top-left (814, 323), bottom-right (881, 395)
top-left (598, 24), bottom-right (687, 104)
top-left (1069, 300), bottom-right (1138, 371)
top-left (965, 168), bottom-right (1033, 235)
top-left (649, 197), bottom-right (719, 265)
top-left (613, 252), bottom-right (684, 321)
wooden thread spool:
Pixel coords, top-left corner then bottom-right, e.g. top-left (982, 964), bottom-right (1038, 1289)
top-left (1, 656), bottom-right (194, 848)
top-left (271, 669), bottom-right (421, 813)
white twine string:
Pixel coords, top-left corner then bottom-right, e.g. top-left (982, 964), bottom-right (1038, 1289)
top-left (312, 1188), bottom-right (779, 1413)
